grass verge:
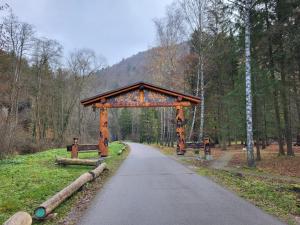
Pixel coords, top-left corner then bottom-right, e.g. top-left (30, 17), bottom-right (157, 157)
top-left (156, 145), bottom-right (300, 225)
top-left (196, 167), bottom-right (299, 225)
top-left (0, 141), bottom-right (127, 224)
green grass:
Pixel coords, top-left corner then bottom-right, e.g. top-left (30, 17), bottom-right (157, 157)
top-left (0, 142), bottom-right (125, 224)
top-left (196, 167), bottom-right (299, 225)
top-left (156, 146), bottom-right (299, 225)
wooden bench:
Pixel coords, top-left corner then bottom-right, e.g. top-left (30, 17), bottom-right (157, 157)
top-left (186, 138), bottom-right (213, 159)
top-left (67, 138), bottom-right (99, 158)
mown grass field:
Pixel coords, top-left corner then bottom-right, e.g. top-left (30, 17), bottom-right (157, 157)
top-left (0, 142), bottom-right (125, 224)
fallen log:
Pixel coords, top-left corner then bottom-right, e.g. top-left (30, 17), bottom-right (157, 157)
top-left (3, 211), bottom-right (32, 225)
top-left (117, 146), bottom-right (126, 155)
top-left (34, 163), bottom-right (107, 220)
top-left (56, 158), bottom-right (103, 166)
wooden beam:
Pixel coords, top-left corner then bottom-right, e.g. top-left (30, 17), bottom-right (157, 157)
top-left (95, 101), bottom-right (191, 109)
top-left (56, 158), bottom-right (103, 166)
top-left (67, 144), bottom-right (98, 152)
top-left (34, 163), bottom-right (107, 220)
top-left (4, 212), bottom-right (32, 225)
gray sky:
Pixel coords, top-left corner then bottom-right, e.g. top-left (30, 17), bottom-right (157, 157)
top-left (5, 0), bottom-right (173, 65)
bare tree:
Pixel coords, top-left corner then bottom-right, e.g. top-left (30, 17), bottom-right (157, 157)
top-left (0, 12), bottom-right (33, 155)
top-left (179, 0), bottom-right (208, 141)
top-left (153, 3), bottom-right (186, 145)
top-left (67, 49), bottom-right (106, 141)
top-left (31, 37), bottom-right (62, 143)
top-left (0, 3), bottom-right (10, 48)
top-left (153, 2), bottom-right (186, 86)
top-left (2, 12), bottom-right (34, 123)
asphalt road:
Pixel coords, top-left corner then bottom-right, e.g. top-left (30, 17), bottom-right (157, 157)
top-left (78, 143), bottom-right (285, 225)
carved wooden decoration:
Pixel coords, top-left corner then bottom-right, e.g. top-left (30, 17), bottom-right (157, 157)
top-left (176, 106), bottom-right (185, 155)
top-left (99, 108), bottom-right (109, 157)
top-left (81, 82), bottom-right (200, 156)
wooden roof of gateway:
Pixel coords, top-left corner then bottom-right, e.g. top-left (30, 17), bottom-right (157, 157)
top-left (81, 82), bottom-right (200, 107)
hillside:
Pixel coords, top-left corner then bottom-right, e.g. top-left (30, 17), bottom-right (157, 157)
top-left (90, 44), bottom-right (189, 96)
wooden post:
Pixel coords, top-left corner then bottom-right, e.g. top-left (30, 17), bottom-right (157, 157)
top-left (99, 108), bottom-right (109, 157)
top-left (56, 158), bottom-right (103, 166)
top-left (71, 138), bottom-right (78, 159)
top-left (34, 163), bottom-right (107, 220)
top-left (176, 106), bottom-right (185, 155)
top-left (204, 137), bottom-right (211, 159)
top-left (4, 211), bottom-right (32, 225)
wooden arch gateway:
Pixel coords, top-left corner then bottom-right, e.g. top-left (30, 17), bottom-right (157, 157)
top-left (81, 82), bottom-right (200, 156)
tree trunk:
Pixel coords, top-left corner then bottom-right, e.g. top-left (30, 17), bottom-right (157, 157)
top-left (256, 139), bottom-right (261, 161)
top-left (245, 0), bottom-right (255, 167)
top-left (56, 158), bottom-right (103, 166)
top-left (189, 55), bottom-right (201, 140)
top-left (34, 163), bottom-right (107, 219)
top-left (264, 0), bottom-right (285, 155)
top-left (160, 109), bottom-right (163, 145)
top-left (262, 97), bottom-right (268, 149)
top-left (276, 0), bottom-right (294, 156)
top-left (4, 212), bottom-right (32, 225)
top-left (292, 73), bottom-right (300, 134)
top-left (199, 60), bottom-right (205, 141)
top-left (279, 58), bottom-right (294, 156)
top-left (253, 70), bottom-right (261, 161)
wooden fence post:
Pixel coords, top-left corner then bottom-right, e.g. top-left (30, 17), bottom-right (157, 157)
top-left (203, 137), bottom-right (213, 160)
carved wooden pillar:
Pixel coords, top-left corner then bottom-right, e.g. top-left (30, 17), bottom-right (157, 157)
top-left (71, 137), bottom-right (78, 158)
top-left (176, 106), bottom-right (185, 155)
top-left (99, 108), bottom-right (109, 157)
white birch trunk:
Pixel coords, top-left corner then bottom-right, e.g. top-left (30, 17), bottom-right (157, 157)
top-left (160, 109), bottom-right (163, 143)
top-left (199, 59), bottom-right (205, 141)
top-left (245, 0), bottom-right (255, 167)
top-left (188, 58), bottom-right (200, 140)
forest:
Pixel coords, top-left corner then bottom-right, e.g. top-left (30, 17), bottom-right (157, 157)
top-left (116, 0), bottom-right (300, 162)
top-left (0, 0), bottom-right (299, 162)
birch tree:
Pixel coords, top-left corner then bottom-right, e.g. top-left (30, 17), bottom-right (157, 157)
top-left (244, 0), bottom-right (255, 166)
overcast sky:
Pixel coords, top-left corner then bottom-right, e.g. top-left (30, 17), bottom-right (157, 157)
top-left (4, 0), bottom-right (174, 65)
